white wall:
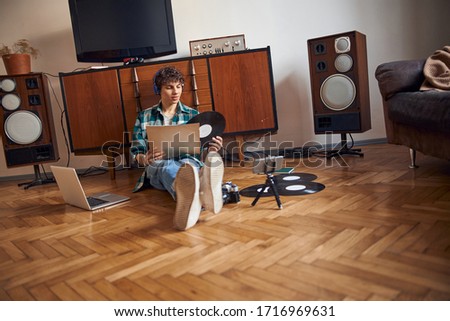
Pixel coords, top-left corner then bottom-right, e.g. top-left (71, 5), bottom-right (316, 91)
top-left (0, 0), bottom-right (448, 178)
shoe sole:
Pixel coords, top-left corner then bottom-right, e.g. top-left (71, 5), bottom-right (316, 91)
top-left (173, 164), bottom-right (201, 230)
top-left (201, 152), bottom-right (224, 214)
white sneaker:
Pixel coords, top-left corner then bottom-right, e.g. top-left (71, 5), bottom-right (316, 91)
top-left (200, 152), bottom-right (224, 214)
top-left (173, 163), bottom-right (202, 230)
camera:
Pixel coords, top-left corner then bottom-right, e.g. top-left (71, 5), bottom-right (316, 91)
top-left (222, 181), bottom-right (240, 204)
top-left (252, 155), bottom-right (284, 174)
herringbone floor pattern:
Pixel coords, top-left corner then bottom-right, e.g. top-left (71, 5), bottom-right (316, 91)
top-left (1, 144), bottom-right (449, 300)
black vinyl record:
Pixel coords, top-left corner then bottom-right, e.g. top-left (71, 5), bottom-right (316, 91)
top-left (240, 180), bottom-right (325, 197)
top-left (274, 173), bottom-right (318, 183)
top-left (187, 111), bottom-right (226, 147)
top-left (277, 181), bottom-right (325, 196)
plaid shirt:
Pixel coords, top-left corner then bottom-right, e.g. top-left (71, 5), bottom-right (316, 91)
top-left (130, 101), bottom-right (200, 192)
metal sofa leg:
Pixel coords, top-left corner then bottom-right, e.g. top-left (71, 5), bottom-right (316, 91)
top-left (409, 148), bottom-right (418, 168)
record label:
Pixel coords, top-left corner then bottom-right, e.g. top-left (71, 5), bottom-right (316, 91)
top-left (274, 173), bottom-right (318, 183)
top-left (188, 111), bottom-right (226, 147)
top-left (199, 124), bottom-right (212, 138)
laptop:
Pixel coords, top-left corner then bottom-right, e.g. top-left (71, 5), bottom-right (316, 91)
top-left (51, 166), bottom-right (129, 211)
top-left (146, 123), bottom-right (200, 159)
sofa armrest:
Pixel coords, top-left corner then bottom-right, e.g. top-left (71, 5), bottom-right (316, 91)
top-left (375, 60), bottom-right (425, 100)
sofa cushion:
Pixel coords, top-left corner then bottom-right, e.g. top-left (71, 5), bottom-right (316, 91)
top-left (387, 90), bottom-right (450, 134)
top-left (375, 60), bottom-right (425, 100)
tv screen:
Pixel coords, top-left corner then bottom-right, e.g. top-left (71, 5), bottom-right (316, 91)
top-left (68, 0), bottom-right (177, 63)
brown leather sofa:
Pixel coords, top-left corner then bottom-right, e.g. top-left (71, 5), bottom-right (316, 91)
top-left (375, 59), bottom-right (450, 167)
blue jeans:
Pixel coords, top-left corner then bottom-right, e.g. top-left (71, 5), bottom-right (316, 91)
top-left (145, 158), bottom-right (201, 200)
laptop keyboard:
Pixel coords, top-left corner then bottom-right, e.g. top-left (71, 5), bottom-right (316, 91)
top-left (87, 196), bottom-right (108, 207)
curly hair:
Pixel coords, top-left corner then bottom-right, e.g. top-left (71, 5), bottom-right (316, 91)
top-left (153, 66), bottom-right (185, 95)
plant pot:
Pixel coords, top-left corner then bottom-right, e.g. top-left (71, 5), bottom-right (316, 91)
top-left (2, 54), bottom-right (31, 75)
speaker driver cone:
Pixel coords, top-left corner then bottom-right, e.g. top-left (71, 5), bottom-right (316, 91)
top-left (320, 74), bottom-right (356, 111)
top-left (1, 93), bottom-right (21, 111)
top-left (335, 54), bottom-right (353, 73)
top-left (0, 78), bottom-right (16, 92)
top-left (5, 111), bottom-right (42, 144)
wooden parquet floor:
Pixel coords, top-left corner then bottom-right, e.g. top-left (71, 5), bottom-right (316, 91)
top-left (0, 143), bottom-right (449, 301)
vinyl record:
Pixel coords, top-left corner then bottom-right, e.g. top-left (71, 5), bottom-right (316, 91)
top-left (278, 181), bottom-right (325, 196)
top-left (274, 173), bottom-right (318, 183)
top-left (187, 111), bottom-right (226, 147)
top-left (240, 184), bottom-right (274, 197)
top-left (240, 180), bottom-right (325, 197)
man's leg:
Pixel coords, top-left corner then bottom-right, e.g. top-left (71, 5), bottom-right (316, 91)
top-left (146, 159), bottom-right (186, 200)
top-left (146, 158), bottom-right (216, 230)
top-left (200, 151), bottom-right (224, 214)
top-left (173, 163), bottom-right (202, 230)
top-left (148, 159), bottom-right (202, 230)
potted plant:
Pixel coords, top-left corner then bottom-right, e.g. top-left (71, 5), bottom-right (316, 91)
top-left (0, 39), bottom-right (39, 75)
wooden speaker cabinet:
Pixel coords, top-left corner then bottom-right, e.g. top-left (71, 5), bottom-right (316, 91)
top-left (208, 47), bottom-right (278, 135)
top-left (308, 31), bottom-right (371, 134)
top-left (0, 73), bottom-right (59, 167)
top-left (59, 69), bottom-right (124, 153)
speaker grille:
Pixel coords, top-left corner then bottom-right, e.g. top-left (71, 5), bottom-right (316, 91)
top-left (334, 54), bottom-right (353, 73)
top-left (5, 145), bottom-right (55, 167)
top-left (0, 78), bottom-right (16, 92)
top-left (4, 111), bottom-right (43, 144)
top-left (315, 113), bottom-right (362, 131)
top-left (320, 74), bottom-right (356, 111)
top-left (1, 93), bottom-right (21, 111)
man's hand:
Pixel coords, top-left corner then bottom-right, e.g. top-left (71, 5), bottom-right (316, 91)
top-left (138, 147), bottom-right (165, 166)
top-left (208, 136), bottom-right (223, 153)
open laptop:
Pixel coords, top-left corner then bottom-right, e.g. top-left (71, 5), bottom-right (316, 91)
top-left (146, 123), bottom-right (200, 159)
top-left (51, 166), bottom-right (129, 211)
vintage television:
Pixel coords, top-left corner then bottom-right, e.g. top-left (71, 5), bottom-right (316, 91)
top-left (68, 0), bottom-right (177, 63)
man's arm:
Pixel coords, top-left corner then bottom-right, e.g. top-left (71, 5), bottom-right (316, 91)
top-left (130, 114), bottom-right (148, 165)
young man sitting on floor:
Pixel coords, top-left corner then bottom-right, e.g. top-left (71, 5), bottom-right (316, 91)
top-left (130, 66), bottom-right (224, 230)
